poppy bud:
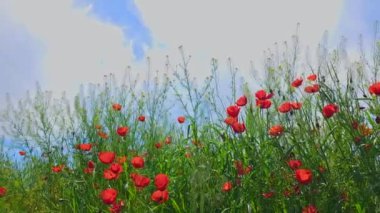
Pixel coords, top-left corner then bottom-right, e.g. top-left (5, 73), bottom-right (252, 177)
top-left (177, 116), bottom-right (186, 123)
top-left (376, 116), bottom-right (380, 124)
top-left (0, 187), bottom-right (7, 197)
top-left (222, 181), bottom-right (233, 192)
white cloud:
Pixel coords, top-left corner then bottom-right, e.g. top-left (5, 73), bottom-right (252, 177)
top-left (136, 0), bottom-right (344, 80)
top-left (4, 0), bottom-right (135, 99)
top-left (1, 0), bottom-right (346, 101)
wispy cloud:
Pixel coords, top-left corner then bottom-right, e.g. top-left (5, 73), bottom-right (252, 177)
top-left (1, 0), bottom-right (138, 100)
top-left (135, 0), bottom-right (345, 80)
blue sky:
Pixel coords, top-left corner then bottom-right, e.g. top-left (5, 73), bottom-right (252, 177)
top-left (337, 0), bottom-right (380, 46)
top-left (74, 0), bottom-right (152, 60)
top-left (1, 0), bottom-right (380, 153)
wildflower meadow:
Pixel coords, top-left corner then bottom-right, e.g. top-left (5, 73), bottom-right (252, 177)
top-left (0, 34), bottom-right (380, 212)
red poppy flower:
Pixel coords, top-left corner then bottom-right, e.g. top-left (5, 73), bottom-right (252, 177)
top-left (154, 174), bottom-right (170, 190)
top-left (268, 125), bottom-right (284, 136)
top-left (130, 173), bottom-right (151, 188)
top-left (234, 161), bottom-right (252, 176)
top-left (116, 126), bottom-right (129, 137)
top-left (307, 74), bottom-right (317, 81)
top-left (255, 90), bottom-right (273, 100)
top-left (110, 163), bottom-right (123, 174)
top-left (100, 188), bottom-right (118, 205)
top-left (304, 84), bottom-right (320, 93)
top-left (236, 95), bottom-right (247, 106)
top-left (262, 191), bottom-right (275, 198)
top-left (255, 90), bottom-right (273, 109)
top-left (226, 105), bottom-right (240, 117)
top-left (98, 152), bottom-right (115, 164)
top-left (138, 115), bottom-right (145, 122)
top-left (231, 122), bottom-right (246, 133)
top-left (177, 116), bottom-right (186, 123)
top-left (165, 136), bottom-right (172, 144)
top-left (0, 187), bottom-right (7, 197)
top-left (295, 169), bottom-right (313, 185)
top-left (131, 156), bottom-right (144, 169)
top-left (291, 77), bottom-right (303, 88)
top-left (224, 116), bottom-right (238, 126)
top-left (103, 169), bottom-right (119, 180)
top-left (256, 99), bottom-right (272, 109)
top-left (222, 181), bottom-right (233, 192)
top-left (79, 143), bottom-right (92, 151)
top-left (109, 200), bottom-right (125, 213)
top-left (112, 103), bottom-right (122, 111)
top-left (52, 165), bottom-right (64, 173)
top-left (19, 151), bottom-right (26, 156)
top-left (369, 82), bottom-right (380, 96)
top-left (234, 160), bottom-right (245, 175)
top-left (185, 152), bottom-right (191, 158)
top-left (151, 190), bottom-right (169, 204)
top-left (155, 143), bottom-right (162, 149)
top-left (302, 205), bottom-right (318, 213)
top-left (288, 159), bottom-right (302, 170)
top-left (278, 102), bottom-right (292, 113)
top-left (291, 102), bottom-right (302, 110)
top-left (352, 120), bottom-right (359, 129)
top-left (84, 160), bottom-right (95, 174)
top-left (322, 104), bottom-right (339, 118)
top-left (244, 165), bottom-right (253, 174)
top-left (88, 160), bottom-right (95, 168)
top-left (255, 90), bottom-right (267, 100)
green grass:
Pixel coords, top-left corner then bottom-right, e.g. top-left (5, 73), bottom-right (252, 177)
top-left (1, 37), bottom-right (380, 212)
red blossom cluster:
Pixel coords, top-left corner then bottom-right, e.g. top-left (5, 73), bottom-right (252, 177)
top-left (278, 101), bottom-right (302, 113)
top-left (255, 90), bottom-right (273, 109)
top-left (151, 174), bottom-right (170, 204)
top-left (291, 74), bottom-right (319, 94)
